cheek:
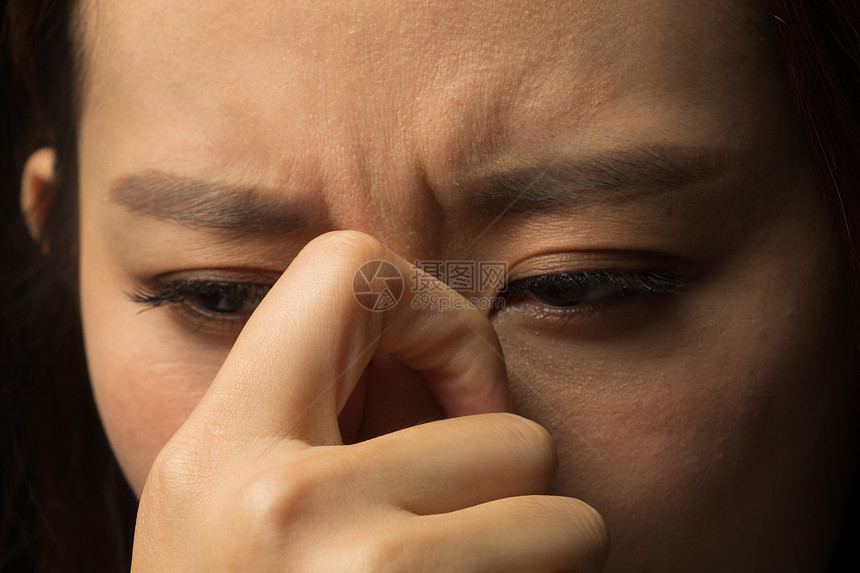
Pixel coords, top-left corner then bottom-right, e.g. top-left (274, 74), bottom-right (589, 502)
top-left (503, 337), bottom-right (854, 569)
top-left (79, 238), bottom-right (225, 495)
top-left (504, 308), bottom-right (851, 492)
top-left (85, 340), bottom-right (217, 496)
top-left (493, 225), bottom-right (858, 568)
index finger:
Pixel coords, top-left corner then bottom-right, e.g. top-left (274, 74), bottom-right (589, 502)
top-left (188, 230), bottom-right (511, 446)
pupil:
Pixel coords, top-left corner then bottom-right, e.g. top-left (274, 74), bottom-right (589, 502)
top-left (199, 283), bottom-right (247, 313)
top-left (534, 286), bottom-right (587, 307)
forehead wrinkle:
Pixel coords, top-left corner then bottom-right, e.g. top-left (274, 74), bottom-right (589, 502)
top-left (79, 0), bottom-right (792, 231)
top-left (405, 42), bottom-right (620, 193)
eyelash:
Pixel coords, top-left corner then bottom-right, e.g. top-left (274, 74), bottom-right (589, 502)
top-left (129, 280), bottom-right (272, 331)
top-left (129, 269), bottom-right (690, 332)
top-left (499, 270), bottom-right (690, 320)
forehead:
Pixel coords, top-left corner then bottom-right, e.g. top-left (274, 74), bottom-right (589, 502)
top-left (77, 0), bottom-right (772, 186)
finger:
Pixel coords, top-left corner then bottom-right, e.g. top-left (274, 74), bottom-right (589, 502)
top-left (342, 413), bottom-right (558, 515)
top-left (189, 230), bottom-right (511, 446)
top-left (405, 496), bottom-right (610, 573)
top-left (352, 354), bottom-right (445, 442)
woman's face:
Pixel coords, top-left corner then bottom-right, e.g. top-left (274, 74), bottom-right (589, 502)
top-left (70, 0), bottom-right (857, 570)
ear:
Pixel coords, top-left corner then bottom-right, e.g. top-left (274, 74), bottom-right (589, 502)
top-left (20, 147), bottom-right (57, 246)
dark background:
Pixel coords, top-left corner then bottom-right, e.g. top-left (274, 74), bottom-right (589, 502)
top-left (1, 0), bottom-right (25, 277)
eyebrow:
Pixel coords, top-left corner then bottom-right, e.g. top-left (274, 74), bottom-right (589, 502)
top-left (109, 174), bottom-right (318, 233)
top-left (108, 144), bottom-right (732, 232)
top-left (462, 144), bottom-right (732, 216)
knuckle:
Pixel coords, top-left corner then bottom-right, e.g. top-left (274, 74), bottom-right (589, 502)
top-left (344, 530), bottom-right (422, 573)
top-left (233, 449), bottom-right (350, 535)
top-left (235, 465), bottom-right (320, 532)
top-left (144, 436), bottom-right (211, 502)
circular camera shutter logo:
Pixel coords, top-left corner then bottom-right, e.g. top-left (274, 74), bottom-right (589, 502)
top-left (352, 260), bottom-right (404, 311)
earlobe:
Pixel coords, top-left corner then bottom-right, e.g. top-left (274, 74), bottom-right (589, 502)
top-left (21, 147), bottom-right (57, 247)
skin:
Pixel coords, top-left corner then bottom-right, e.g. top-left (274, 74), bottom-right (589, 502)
top-left (21, 0), bottom-right (860, 570)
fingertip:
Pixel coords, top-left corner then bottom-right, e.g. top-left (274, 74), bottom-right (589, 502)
top-left (563, 497), bottom-right (611, 573)
top-left (295, 230), bottom-right (388, 266)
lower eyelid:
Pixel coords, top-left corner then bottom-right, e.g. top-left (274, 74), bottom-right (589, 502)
top-left (164, 302), bottom-right (252, 336)
top-left (494, 296), bottom-right (610, 326)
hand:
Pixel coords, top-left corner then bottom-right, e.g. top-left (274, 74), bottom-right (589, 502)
top-left (131, 231), bottom-right (609, 572)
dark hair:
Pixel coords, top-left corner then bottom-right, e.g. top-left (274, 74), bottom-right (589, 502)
top-left (767, 1), bottom-right (860, 296)
top-left (0, 1), bottom-right (137, 571)
top-left (764, 5), bottom-right (860, 570)
top-left (0, 1), bottom-right (858, 571)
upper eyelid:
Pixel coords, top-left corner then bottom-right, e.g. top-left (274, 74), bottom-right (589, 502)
top-left (501, 270), bottom-right (691, 298)
top-left (128, 280), bottom-right (273, 336)
top-left (128, 279), bottom-right (272, 306)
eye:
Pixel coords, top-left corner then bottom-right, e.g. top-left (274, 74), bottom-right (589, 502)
top-left (185, 281), bottom-right (266, 314)
top-left (500, 270), bottom-right (689, 310)
top-left (129, 279), bottom-right (273, 331)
